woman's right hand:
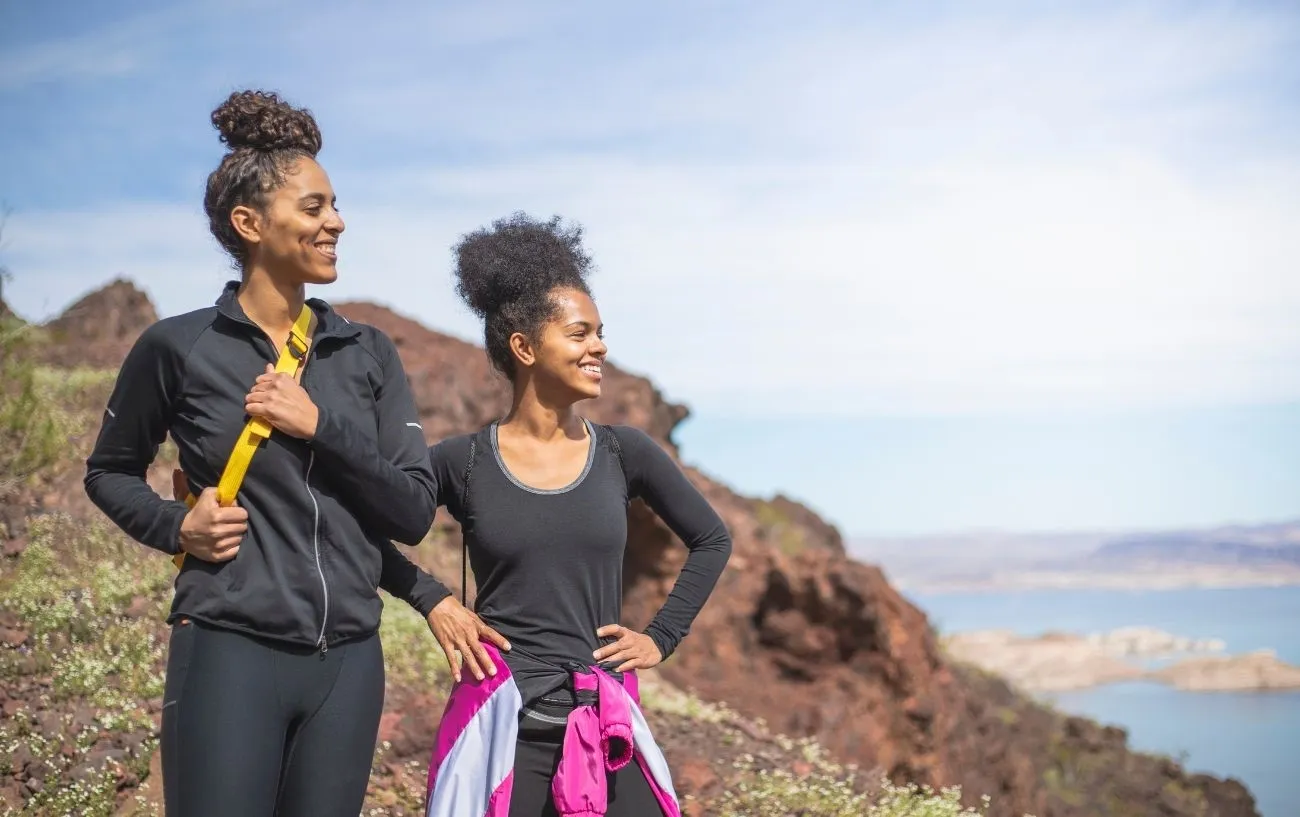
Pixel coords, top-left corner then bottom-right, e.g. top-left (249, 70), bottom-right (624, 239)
top-left (177, 487), bottom-right (249, 562)
top-left (427, 596), bottom-right (511, 683)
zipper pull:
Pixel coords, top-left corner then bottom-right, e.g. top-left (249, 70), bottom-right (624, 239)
top-left (319, 638), bottom-right (329, 657)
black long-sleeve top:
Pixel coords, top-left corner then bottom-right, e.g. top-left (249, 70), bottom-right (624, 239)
top-left (430, 421), bottom-right (732, 705)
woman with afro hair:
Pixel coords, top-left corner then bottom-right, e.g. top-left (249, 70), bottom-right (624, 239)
top-left (421, 213), bottom-right (732, 817)
top-left (85, 89), bottom-right (452, 816)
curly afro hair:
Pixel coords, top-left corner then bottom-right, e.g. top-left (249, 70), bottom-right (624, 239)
top-left (453, 212), bottom-right (595, 379)
top-left (203, 89), bottom-right (323, 268)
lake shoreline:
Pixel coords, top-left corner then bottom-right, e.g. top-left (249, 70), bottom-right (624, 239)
top-left (911, 585), bottom-right (1300, 817)
top-left (942, 626), bottom-right (1300, 693)
top-left (895, 568), bottom-right (1300, 594)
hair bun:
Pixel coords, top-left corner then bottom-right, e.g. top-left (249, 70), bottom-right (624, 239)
top-left (211, 89), bottom-right (322, 155)
top-left (452, 212), bottom-right (595, 378)
top-left (454, 212), bottom-right (592, 319)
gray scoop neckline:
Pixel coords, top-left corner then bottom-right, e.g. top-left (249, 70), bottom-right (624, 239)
top-left (489, 419), bottom-right (596, 495)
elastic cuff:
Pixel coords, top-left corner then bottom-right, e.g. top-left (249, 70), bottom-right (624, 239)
top-left (161, 503), bottom-right (187, 556)
top-left (412, 584), bottom-right (453, 619)
top-left (645, 627), bottom-right (676, 662)
top-left (309, 405), bottom-right (341, 454)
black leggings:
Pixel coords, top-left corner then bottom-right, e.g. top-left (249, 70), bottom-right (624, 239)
top-left (160, 620), bottom-right (384, 817)
top-left (508, 704), bottom-right (661, 817)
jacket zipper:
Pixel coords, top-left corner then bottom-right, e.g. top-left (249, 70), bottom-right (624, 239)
top-left (305, 450), bottom-right (328, 654)
top-left (300, 340), bottom-right (329, 656)
top-left (221, 300), bottom-right (339, 652)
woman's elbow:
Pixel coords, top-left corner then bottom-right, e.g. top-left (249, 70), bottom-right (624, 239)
top-left (707, 524), bottom-right (734, 559)
top-left (393, 499), bottom-right (437, 544)
top-left (390, 517), bottom-right (433, 546)
top-left (382, 474), bottom-right (436, 543)
top-left (83, 466), bottom-right (109, 507)
top-left (718, 534), bottom-right (734, 560)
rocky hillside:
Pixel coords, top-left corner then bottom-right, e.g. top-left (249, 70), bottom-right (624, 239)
top-left (0, 280), bottom-right (1261, 817)
top-left (30, 280), bottom-right (158, 370)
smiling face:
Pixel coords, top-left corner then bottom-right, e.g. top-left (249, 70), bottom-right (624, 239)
top-left (517, 287), bottom-right (607, 402)
top-left (231, 156), bottom-right (344, 285)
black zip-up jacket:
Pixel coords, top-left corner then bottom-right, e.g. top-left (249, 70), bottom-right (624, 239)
top-left (85, 282), bottom-right (452, 649)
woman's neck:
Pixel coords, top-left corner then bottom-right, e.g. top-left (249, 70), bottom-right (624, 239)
top-left (238, 266), bottom-right (305, 338)
top-left (501, 380), bottom-right (582, 441)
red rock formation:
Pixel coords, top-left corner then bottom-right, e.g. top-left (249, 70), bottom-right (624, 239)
top-left (37, 279), bottom-right (158, 368)
top-left (24, 283), bottom-right (1257, 817)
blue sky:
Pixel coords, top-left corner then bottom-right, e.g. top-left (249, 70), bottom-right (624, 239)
top-left (2, 1), bottom-right (1298, 536)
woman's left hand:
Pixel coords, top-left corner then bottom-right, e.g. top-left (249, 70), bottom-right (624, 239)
top-left (593, 624), bottom-right (662, 672)
top-left (245, 363), bottom-right (319, 439)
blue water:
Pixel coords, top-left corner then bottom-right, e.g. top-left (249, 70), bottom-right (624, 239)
top-left (907, 587), bottom-right (1300, 817)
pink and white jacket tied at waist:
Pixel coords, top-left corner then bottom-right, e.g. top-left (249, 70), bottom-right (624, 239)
top-left (424, 643), bottom-right (681, 817)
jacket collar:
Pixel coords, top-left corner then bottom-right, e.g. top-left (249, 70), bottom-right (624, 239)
top-left (214, 280), bottom-right (361, 341)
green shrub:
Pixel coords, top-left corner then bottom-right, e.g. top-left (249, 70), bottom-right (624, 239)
top-left (754, 500), bottom-right (808, 556)
top-left (716, 754), bottom-right (869, 816)
top-left (4, 515), bottom-right (172, 640)
top-left (10, 765), bottom-right (121, 817)
top-left (868, 782), bottom-right (994, 817)
top-left (0, 317), bottom-right (69, 496)
top-left (0, 513), bottom-right (169, 815)
top-left (2, 516), bottom-right (169, 705)
top-left (378, 592), bottom-right (450, 688)
top-left (717, 770), bottom-right (998, 817)
top-left (638, 676), bottom-right (732, 724)
top-left (0, 706), bottom-right (158, 817)
top-left (50, 618), bottom-right (166, 704)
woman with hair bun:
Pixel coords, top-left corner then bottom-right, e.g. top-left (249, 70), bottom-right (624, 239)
top-left (84, 89), bottom-right (466, 816)
top-left (422, 213), bottom-right (732, 817)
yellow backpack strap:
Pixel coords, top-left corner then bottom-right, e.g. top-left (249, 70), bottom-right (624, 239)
top-left (173, 304), bottom-right (316, 569)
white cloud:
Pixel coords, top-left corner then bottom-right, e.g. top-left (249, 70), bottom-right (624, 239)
top-left (3, 203), bottom-right (226, 319)
top-left (3, 1), bottom-right (1297, 416)
top-left (0, 4), bottom-right (198, 91)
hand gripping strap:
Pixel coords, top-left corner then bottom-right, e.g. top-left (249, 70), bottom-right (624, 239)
top-left (172, 304), bottom-right (315, 569)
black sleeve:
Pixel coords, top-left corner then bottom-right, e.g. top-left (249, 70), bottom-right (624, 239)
top-left (612, 426), bottom-right (732, 660)
top-left (377, 434), bottom-right (483, 614)
top-left (377, 539), bottom-right (451, 618)
top-left (429, 435), bottom-right (473, 523)
top-left (84, 323), bottom-right (188, 555)
top-left (309, 329), bottom-right (437, 545)
top-left (372, 435), bottom-right (477, 617)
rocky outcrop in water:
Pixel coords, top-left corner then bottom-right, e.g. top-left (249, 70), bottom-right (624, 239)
top-left (945, 628), bottom-right (1300, 693)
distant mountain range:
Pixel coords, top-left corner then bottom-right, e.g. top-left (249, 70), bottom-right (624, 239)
top-left (850, 519), bottom-right (1300, 592)
top-left (1079, 525), bottom-right (1300, 569)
